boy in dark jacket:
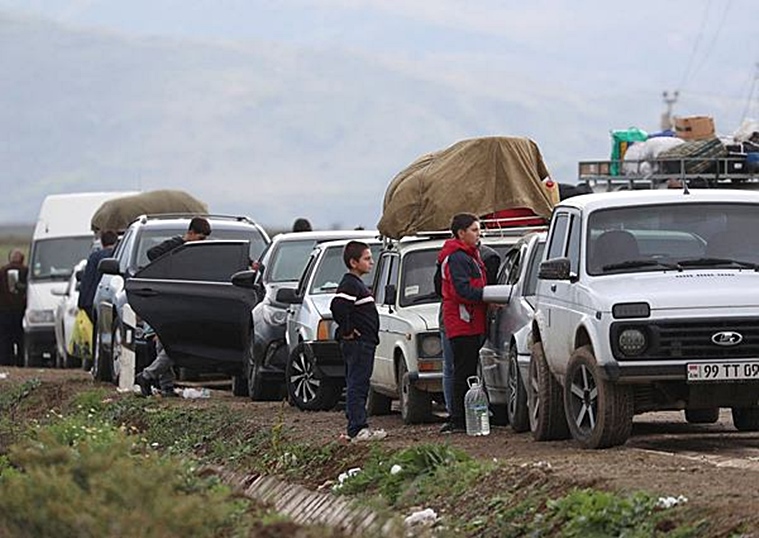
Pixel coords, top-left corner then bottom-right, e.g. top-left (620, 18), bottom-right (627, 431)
top-left (330, 241), bottom-right (386, 442)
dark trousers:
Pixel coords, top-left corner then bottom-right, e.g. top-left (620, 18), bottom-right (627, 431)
top-left (0, 310), bottom-right (24, 366)
top-left (449, 334), bottom-right (482, 427)
top-left (341, 340), bottom-right (375, 438)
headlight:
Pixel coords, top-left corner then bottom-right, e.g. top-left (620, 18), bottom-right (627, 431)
top-left (419, 334), bottom-right (442, 357)
top-left (618, 328), bottom-right (647, 356)
top-left (27, 309), bottom-right (55, 324)
top-left (262, 303), bottom-right (288, 326)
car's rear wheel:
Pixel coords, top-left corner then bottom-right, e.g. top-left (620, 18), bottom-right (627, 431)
top-left (732, 406), bottom-right (759, 431)
top-left (232, 374), bottom-right (249, 397)
top-left (564, 346), bottom-right (633, 449)
top-left (366, 386), bottom-right (392, 415)
top-left (247, 336), bottom-right (281, 401)
top-left (685, 408), bottom-right (720, 424)
top-left (398, 359), bottom-right (432, 424)
top-left (287, 342), bottom-right (341, 411)
top-left (507, 346), bottom-right (530, 433)
top-left (528, 341), bottom-right (570, 441)
top-left (477, 360), bottom-right (507, 425)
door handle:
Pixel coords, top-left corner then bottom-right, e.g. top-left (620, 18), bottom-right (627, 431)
top-left (550, 284), bottom-right (557, 292)
top-left (132, 288), bottom-right (158, 297)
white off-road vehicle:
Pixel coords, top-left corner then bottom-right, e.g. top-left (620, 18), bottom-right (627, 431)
top-left (530, 189), bottom-right (759, 449)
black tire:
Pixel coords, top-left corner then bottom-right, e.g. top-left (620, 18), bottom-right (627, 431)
top-left (732, 406), bottom-right (759, 431)
top-left (685, 408), bottom-right (720, 424)
top-left (398, 359), bottom-right (432, 424)
top-left (110, 320), bottom-right (123, 386)
top-left (366, 386), bottom-right (392, 415)
top-left (564, 346), bottom-right (633, 449)
top-left (286, 342), bottom-right (341, 411)
top-left (507, 346), bottom-right (530, 433)
top-left (92, 321), bottom-right (113, 383)
top-left (246, 335), bottom-right (281, 401)
top-left (528, 341), bottom-right (570, 441)
top-left (23, 335), bottom-right (43, 368)
top-left (477, 360), bottom-right (507, 426)
top-left (232, 374), bottom-right (249, 397)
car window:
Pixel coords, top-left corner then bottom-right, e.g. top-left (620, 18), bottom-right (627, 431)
top-left (266, 239), bottom-right (318, 283)
top-left (374, 253), bottom-right (399, 305)
top-left (546, 213), bottom-right (569, 260)
top-left (136, 242), bottom-right (250, 282)
top-left (524, 242), bottom-right (546, 296)
top-left (399, 248), bottom-right (439, 307)
top-left (309, 244), bottom-right (381, 295)
top-left (29, 236), bottom-right (93, 281)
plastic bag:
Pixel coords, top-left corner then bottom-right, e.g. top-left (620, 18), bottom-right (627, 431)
top-left (69, 309), bottom-right (93, 360)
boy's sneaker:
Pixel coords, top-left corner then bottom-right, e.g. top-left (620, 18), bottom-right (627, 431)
top-left (351, 428), bottom-right (387, 442)
top-left (440, 422), bottom-right (465, 434)
top-left (134, 373), bottom-right (153, 397)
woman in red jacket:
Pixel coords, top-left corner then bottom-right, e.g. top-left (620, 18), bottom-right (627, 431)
top-left (437, 213), bottom-right (487, 433)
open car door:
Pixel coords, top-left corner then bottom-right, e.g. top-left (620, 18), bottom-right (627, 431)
top-left (125, 240), bottom-right (258, 373)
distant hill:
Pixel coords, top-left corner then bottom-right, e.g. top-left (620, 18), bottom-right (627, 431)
top-left (0, 12), bottom-right (708, 230)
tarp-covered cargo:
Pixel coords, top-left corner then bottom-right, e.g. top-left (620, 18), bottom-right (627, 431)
top-left (377, 136), bottom-right (558, 239)
top-left (90, 190), bottom-right (208, 232)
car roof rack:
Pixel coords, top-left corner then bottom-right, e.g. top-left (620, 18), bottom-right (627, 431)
top-left (135, 213), bottom-right (255, 225)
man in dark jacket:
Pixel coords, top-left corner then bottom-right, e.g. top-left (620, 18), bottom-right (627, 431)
top-left (78, 230), bottom-right (118, 322)
top-left (330, 240), bottom-right (386, 442)
top-left (135, 217), bottom-right (211, 396)
top-left (0, 249), bottom-right (28, 366)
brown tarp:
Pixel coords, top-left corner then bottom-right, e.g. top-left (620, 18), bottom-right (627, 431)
top-left (90, 190), bottom-right (209, 232)
top-left (377, 136), bottom-right (559, 239)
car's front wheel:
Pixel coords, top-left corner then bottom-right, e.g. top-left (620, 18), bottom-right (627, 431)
top-left (246, 336), bottom-right (281, 401)
top-left (286, 342), bottom-right (341, 411)
top-left (398, 359), bottom-right (432, 424)
top-left (563, 345), bottom-right (633, 449)
top-left (507, 346), bottom-right (530, 433)
top-left (528, 341), bottom-right (569, 441)
top-left (732, 406), bottom-right (759, 431)
top-left (92, 319), bottom-right (113, 382)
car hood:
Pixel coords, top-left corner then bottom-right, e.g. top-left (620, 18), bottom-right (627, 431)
top-left (308, 294), bottom-right (336, 318)
top-left (586, 270), bottom-right (759, 312)
top-left (26, 281), bottom-right (67, 312)
top-left (400, 303), bottom-right (440, 332)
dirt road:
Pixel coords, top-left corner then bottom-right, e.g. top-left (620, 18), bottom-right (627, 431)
top-left (3, 366), bottom-right (759, 533)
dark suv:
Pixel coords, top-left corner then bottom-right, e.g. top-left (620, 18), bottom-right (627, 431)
top-left (236, 230), bottom-right (379, 401)
top-left (92, 214), bottom-right (269, 386)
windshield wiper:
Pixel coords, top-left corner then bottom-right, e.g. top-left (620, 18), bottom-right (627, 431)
top-left (677, 257), bottom-right (759, 270)
top-left (406, 292), bottom-right (441, 305)
top-left (602, 259), bottom-right (682, 272)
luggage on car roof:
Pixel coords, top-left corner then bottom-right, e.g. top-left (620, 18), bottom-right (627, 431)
top-left (90, 190), bottom-right (208, 232)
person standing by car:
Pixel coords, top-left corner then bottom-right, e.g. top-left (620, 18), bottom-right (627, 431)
top-left (78, 230), bottom-right (118, 323)
top-left (330, 241), bottom-right (387, 442)
top-left (437, 213), bottom-right (488, 434)
top-left (0, 249), bottom-right (28, 366)
top-left (135, 217), bottom-right (211, 397)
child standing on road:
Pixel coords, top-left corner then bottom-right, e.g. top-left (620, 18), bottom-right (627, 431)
top-left (330, 241), bottom-right (387, 442)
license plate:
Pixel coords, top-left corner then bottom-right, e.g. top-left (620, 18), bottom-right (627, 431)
top-left (687, 362), bottom-right (759, 382)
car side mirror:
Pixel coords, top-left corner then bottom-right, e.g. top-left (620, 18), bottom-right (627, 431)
top-left (98, 257), bottom-right (120, 275)
top-left (231, 269), bottom-right (257, 289)
top-left (51, 286), bottom-right (67, 297)
top-left (482, 284), bottom-right (513, 303)
top-left (538, 257), bottom-right (572, 281)
top-left (75, 269), bottom-right (84, 282)
top-left (384, 284), bottom-right (397, 305)
top-left (276, 287), bottom-right (303, 305)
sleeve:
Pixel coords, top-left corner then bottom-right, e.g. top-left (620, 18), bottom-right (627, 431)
top-left (77, 254), bottom-right (97, 310)
top-left (329, 276), bottom-right (357, 338)
top-left (448, 251), bottom-right (484, 303)
top-left (147, 237), bottom-right (182, 261)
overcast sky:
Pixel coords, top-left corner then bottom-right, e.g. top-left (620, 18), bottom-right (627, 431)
top-left (2, 1), bottom-right (758, 229)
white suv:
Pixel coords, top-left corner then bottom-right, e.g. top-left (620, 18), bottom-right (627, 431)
top-left (531, 189), bottom-right (759, 449)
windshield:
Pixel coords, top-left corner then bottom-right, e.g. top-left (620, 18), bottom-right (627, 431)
top-left (587, 203), bottom-right (759, 275)
top-left (266, 239), bottom-right (319, 283)
top-left (309, 244), bottom-right (381, 295)
top-left (135, 227), bottom-right (267, 270)
top-left (399, 248), bottom-right (439, 307)
top-left (30, 236), bottom-right (93, 281)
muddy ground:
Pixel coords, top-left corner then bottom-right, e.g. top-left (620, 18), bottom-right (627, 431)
top-left (2, 366), bottom-right (759, 535)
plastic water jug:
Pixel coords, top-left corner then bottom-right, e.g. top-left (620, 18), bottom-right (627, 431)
top-left (464, 376), bottom-right (490, 436)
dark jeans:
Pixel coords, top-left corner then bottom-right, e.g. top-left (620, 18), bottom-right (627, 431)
top-left (0, 310), bottom-right (24, 366)
top-left (341, 340), bottom-right (376, 438)
top-left (449, 334), bottom-right (482, 427)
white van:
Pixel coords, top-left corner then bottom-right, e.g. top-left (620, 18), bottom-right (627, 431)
top-left (24, 191), bottom-right (138, 367)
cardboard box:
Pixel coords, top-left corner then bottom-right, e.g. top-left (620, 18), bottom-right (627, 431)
top-left (674, 115), bottom-right (716, 140)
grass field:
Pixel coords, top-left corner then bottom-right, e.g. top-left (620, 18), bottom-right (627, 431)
top-left (0, 226), bottom-right (32, 264)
